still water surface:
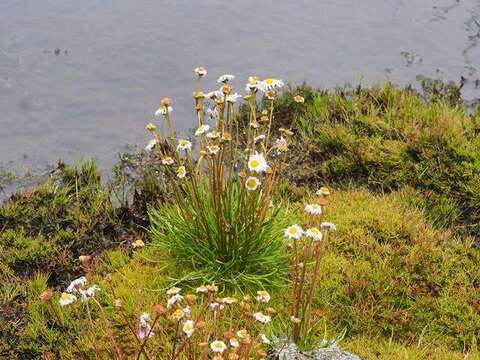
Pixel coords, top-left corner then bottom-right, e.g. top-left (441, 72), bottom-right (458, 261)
top-left (1, 0), bottom-right (479, 172)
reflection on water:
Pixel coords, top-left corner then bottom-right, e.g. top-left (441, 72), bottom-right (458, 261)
top-left (0, 0), bottom-right (479, 172)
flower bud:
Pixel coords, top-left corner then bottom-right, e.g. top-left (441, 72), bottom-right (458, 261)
top-left (161, 97), bottom-right (172, 107)
top-left (266, 307), bottom-right (277, 315)
top-left (39, 288), bottom-right (53, 302)
top-left (78, 255), bottom-right (91, 265)
top-left (146, 123), bottom-right (157, 132)
top-left (186, 294), bottom-right (197, 306)
top-left (224, 330), bottom-right (235, 339)
top-left (153, 304), bottom-right (166, 316)
top-left (197, 321), bottom-right (207, 329)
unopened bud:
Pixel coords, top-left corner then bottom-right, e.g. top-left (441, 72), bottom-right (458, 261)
top-left (224, 330), bottom-right (235, 339)
top-left (146, 123), bottom-right (157, 132)
top-left (39, 288), bottom-right (53, 302)
top-left (78, 255), bottom-right (91, 265)
top-left (153, 304), bottom-right (166, 316)
top-left (161, 97), bottom-right (172, 107)
top-left (186, 294), bottom-right (197, 306)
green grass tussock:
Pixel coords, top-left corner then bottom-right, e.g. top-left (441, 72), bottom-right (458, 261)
top-left (149, 180), bottom-right (292, 290)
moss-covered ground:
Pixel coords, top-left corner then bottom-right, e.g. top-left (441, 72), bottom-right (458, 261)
top-left (1, 83), bottom-right (479, 359)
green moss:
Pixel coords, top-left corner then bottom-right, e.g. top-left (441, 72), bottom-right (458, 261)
top-left (314, 189), bottom-right (480, 351)
top-left (0, 161), bottom-right (141, 358)
top-left (270, 83), bottom-right (480, 236)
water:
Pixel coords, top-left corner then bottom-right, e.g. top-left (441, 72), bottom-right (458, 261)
top-left (1, 0), bottom-right (479, 173)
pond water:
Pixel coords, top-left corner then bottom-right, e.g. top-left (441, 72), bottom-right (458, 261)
top-left (1, 0), bottom-right (479, 173)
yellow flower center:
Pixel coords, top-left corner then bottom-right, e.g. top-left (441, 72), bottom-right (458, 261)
top-left (173, 309), bottom-right (184, 319)
top-left (246, 179), bottom-right (256, 188)
top-left (249, 160), bottom-right (259, 168)
top-left (288, 227), bottom-right (297, 234)
top-left (265, 79), bottom-right (274, 84)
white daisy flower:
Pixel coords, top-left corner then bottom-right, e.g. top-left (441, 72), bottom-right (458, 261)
top-left (245, 176), bottom-right (261, 191)
top-left (321, 222), bottom-right (337, 231)
top-left (206, 131), bottom-right (221, 139)
top-left (247, 152), bottom-right (268, 173)
top-left (167, 294), bottom-right (184, 308)
top-left (154, 106), bottom-right (173, 116)
top-left (182, 320), bottom-right (195, 338)
top-left (254, 135), bottom-right (266, 143)
top-left (166, 287), bottom-right (182, 295)
top-left (177, 166), bottom-right (187, 179)
top-left (305, 204), bottom-right (322, 216)
top-left (217, 74), bottom-right (235, 83)
top-left (207, 145), bottom-right (220, 155)
top-left (162, 157), bottom-right (174, 165)
top-left (245, 76), bottom-right (260, 93)
top-left (172, 308), bottom-right (185, 321)
top-left (210, 340), bottom-right (227, 353)
top-left (205, 90), bottom-right (224, 100)
top-left (139, 312), bottom-right (151, 325)
top-left (236, 329), bottom-right (249, 339)
top-left (183, 306), bottom-right (191, 316)
top-left (210, 302), bottom-right (224, 311)
top-left (138, 313), bottom-right (154, 339)
top-left (256, 290), bottom-right (271, 303)
top-left (195, 124), bottom-right (210, 136)
top-left (66, 276), bottom-right (87, 293)
top-left (206, 108), bottom-right (219, 120)
top-left (305, 227), bottom-right (323, 241)
top-left (194, 66), bottom-right (207, 78)
top-left (275, 136), bottom-right (288, 152)
top-left (221, 297), bottom-right (237, 305)
top-left (59, 292), bottom-right (77, 306)
top-left (260, 334), bottom-right (270, 344)
top-left (145, 139), bottom-right (158, 152)
top-left (138, 322), bottom-right (154, 339)
top-left (226, 93), bottom-right (241, 103)
top-left (285, 225), bottom-right (303, 239)
top-left (84, 285), bottom-right (100, 299)
top-left (258, 78), bottom-right (284, 92)
top-left (316, 186), bottom-right (331, 196)
top-left (230, 338), bottom-right (240, 348)
top-left (253, 312), bottom-right (271, 324)
top-left (196, 285), bottom-right (208, 293)
top-left (177, 139), bottom-right (192, 151)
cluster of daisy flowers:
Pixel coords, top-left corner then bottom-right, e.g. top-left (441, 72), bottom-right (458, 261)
top-left (284, 186), bottom-right (337, 342)
top-left (128, 285), bottom-right (275, 359)
top-left (141, 66), bottom-right (306, 272)
top-left (144, 66), bottom-right (294, 196)
top-left (57, 275), bottom-right (100, 306)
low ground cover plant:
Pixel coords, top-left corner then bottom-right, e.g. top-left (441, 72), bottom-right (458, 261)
top-left (1, 75), bottom-right (479, 359)
top-left (269, 83), bottom-right (480, 237)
